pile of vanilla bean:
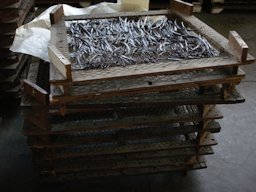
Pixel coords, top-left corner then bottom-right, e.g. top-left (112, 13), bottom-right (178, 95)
top-left (67, 16), bottom-right (219, 70)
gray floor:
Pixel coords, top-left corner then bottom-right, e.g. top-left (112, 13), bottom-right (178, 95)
top-left (0, 11), bottom-right (256, 192)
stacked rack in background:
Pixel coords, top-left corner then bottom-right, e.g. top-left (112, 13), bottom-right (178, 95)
top-left (203, 0), bottom-right (256, 13)
top-left (150, 0), bottom-right (203, 13)
top-left (0, 0), bottom-right (34, 98)
top-left (21, 1), bottom-right (255, 182)
top-left (202, 0), bottom-right (224, 13)
top-left (221, 0), bottom-right (256, 11)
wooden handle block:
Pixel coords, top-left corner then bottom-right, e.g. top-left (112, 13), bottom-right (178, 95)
top-left (50, 4), bottom-right (64, 25)
top-left (48, 45), bottom-right (72, 80)
top-left (23, 79), bottom-right (49, 105)
top-left (229, 31), bottom-right (248, 64)
top-left (170, 0), bottom-right (193, 16)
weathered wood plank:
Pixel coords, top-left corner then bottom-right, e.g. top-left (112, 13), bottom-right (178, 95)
top-left (52, 69), bottom-right (245, 103)
top-left (229, 31), bottom-right (248, 63)
top-left (23, 79), bottom-right (49, 105)
top-left (50, 4), bottom-right (64, 25)
top-left (48, 45), bottom-right (72, 80)
top-left (69, 56), bottom-right (239, 85)
top-left (171, 0), bottom-right (194, 16)
top-left (21, 59), bottom-right (50, 128)
top-left (65, 10), bottom-right (170, 21)
top-left (23, 84), bottom-right (245, 109)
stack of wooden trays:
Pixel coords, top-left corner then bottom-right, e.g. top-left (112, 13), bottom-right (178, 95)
top-left (21, 0), bottom-right (255, 182)
top-left (203, 0), bottom-right (256, 13)
top-left (222, 0), bottom-right (256, 11)
top-left (0, 0), bottom-right (34, 98)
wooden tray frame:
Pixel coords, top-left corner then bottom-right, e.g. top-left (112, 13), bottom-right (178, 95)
top-left (23, 0), bottom-right (255, 106)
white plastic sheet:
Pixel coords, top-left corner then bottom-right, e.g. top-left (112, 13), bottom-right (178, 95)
top-left (10, 2), bottom-right (148, 61)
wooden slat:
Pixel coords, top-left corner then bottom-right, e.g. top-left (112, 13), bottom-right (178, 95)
top-left (22, 59), bottom-right (50, 128)
top-left (229, 31), bottom-right (248, 64)
top-left (50, 11), bottom-right (71, 85)
top-left (48, 45), bottom-right (72, 80)
top-left (50, 4), bottom-right (64, 25)
top-left (66, 59), bottom-right (251, 90)
top-left (22, 84), bottom-right (245, 109)
top-left (23, 79), bottom-right (49, 105)
top-left (171, 0), bottom-right (194, 16)
top-left (49, 62), bottom-right (66, 83)
top-left (23, 59), bottom-right (49, 105)
top-left (69, 56), bottom-right (238, 85)
top-left (65, 9), bottom-right (170, 21)
top-left (52, 69), bottom-right (245, 103)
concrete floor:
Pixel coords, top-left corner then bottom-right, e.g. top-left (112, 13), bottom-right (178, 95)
top-left (0, 11), bottom-right (256, 192)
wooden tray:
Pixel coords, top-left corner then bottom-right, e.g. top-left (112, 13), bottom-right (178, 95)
top-left (23, 0), bottom-right (254, 106)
